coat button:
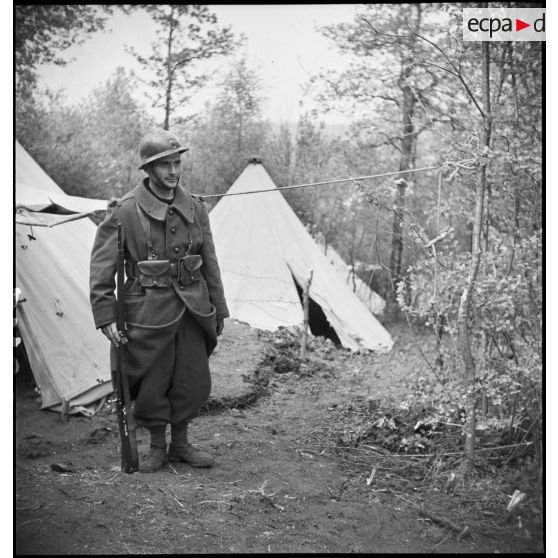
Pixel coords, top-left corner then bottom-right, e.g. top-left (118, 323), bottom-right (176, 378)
top-left (170, 227), bottom-right (176, 234)
top-left (179, 285), bottom-right (184, 290)
top-left (173, 247), bottom-right (179, 253)
top-left (168, 208), bottom-right (174, 215)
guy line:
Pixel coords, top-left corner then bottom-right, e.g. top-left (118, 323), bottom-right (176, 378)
top-left (198, 165), bottom-right (441, 200)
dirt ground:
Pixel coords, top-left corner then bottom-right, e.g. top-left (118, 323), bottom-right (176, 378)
top-left (15, 320), bottom-right (543, 555)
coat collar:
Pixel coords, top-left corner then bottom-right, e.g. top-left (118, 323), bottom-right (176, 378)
top-left (133, 179), bottom-right (195, 223)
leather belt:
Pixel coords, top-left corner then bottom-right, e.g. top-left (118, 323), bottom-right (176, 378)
top-left (126, 260), bottom-right (180, 279)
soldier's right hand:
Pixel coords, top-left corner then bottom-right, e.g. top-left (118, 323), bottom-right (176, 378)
top-left (101, 322), bottom-right (127, 346)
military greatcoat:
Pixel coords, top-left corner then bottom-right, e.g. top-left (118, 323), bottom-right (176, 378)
top-left (89, 179), bottom-right (229, 427)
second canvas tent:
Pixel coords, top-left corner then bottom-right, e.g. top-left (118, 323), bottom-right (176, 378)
top-left (209, 160), bottom-right (393, 352)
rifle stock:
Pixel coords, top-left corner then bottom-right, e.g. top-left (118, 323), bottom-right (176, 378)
top-left (114, 221), bottom-right (139, 473)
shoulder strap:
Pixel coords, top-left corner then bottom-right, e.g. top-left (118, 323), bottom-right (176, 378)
top-left (135, 202), bottom-right (156, 260)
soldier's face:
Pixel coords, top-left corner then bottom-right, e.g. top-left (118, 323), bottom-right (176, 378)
top-left (147, 154), bottom-right (182, 190)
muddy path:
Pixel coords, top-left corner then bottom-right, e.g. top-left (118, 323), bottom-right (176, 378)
top-left (15, 324), bottom-right (541, 554)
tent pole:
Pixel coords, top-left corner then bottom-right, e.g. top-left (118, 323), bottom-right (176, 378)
top-left (300, 269), bottom-right (314, 360)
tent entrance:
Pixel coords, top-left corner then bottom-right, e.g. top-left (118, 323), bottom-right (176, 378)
top-left (293, 277), bottom-right (341, 347)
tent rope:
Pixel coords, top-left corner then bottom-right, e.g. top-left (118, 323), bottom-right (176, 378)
top-left (227, 297), bottom-right (300, 305)
top-left (233, 300), bottom-right (300, 324)
top-left (198, 165), bottom-right (441, 200)
top-left (221, 269), bottom-right (296, 286)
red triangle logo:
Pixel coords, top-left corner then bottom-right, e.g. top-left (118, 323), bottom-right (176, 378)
top-left (516, 18), bottom-right (530, 31)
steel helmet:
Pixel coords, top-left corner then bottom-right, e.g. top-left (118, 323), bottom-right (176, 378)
top-left (138, 129), bottom-right (189, 170)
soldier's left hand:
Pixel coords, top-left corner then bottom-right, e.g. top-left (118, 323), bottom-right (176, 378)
top-left (216, 318), bottom-right (224, 337)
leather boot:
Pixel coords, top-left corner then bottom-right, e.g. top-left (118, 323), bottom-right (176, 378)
top-left (168, 443), bottom-right (213, 468)
top-left (139, 445), bottom-right (168, 473)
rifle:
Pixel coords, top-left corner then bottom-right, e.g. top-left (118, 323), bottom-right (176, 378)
top-left (111, 222), bottom-right (139, 473)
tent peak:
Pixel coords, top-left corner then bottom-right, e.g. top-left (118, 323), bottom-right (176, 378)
top-left (247, 156), bottom-right (263, 165)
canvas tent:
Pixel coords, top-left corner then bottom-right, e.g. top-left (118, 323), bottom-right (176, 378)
top-left (15, 141), bottom-right (112, 415)
top-left (209, 161), bottom-right (393, 352)
top-left (322, 244), bottom-right (386, 316)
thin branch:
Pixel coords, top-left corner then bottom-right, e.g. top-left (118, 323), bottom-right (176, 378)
top-left (402, 309), bottom-right (448, 387)
top-left (412, 32), bottom-right (485, 119)
top-left (362, 13), bottom-right (484, 120)
top-left (373, 94), bottom-right (401, 107)
top-left (420, 59), bottom-right (460, 79)
top-left (361, 16), bottom-right (414, 40)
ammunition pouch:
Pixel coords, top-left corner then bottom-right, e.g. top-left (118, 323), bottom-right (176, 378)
top-left (137, 259), bottom-right (172, 288)
top-left (126, 254), bottom-right (203, 288)
top-left (179, 255), bottom-right (203, 285)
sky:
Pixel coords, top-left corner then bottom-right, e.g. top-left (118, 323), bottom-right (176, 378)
top-left (34, 4), bottom-right (361, 124)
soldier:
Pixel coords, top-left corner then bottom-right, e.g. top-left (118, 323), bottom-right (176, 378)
top-left (90, 129), bottom-right (229, 472)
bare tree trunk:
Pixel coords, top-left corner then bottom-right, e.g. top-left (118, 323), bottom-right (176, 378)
top-left (457, 37), bottom-right (492, 475)
top-left (434, 313), bottom-right (445, 370)
top-left (507, 46), bottom-right (521, 274)
top-left (163, 6), bottom-right (176, 130)
top-left (388, 84), bottom-right (416, 294)
top-left (386, 7), bottom-right (420, 316)
top-left (300, 270), bottom-right (314, 360)
top-left (389, 177), bottom-right (408, 299)
top-left (386, 85), bottom-right (415, 317)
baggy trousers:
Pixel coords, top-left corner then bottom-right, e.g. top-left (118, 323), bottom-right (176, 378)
top-left (111, 309), bottom-right (211, 428)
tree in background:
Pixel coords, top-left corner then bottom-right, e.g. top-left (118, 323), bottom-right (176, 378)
top-left (315, 4), bottom-right (459, 315)
top-left (306, 2), bottom-right (541, 477)
top-left (263, 121), bottom-right (297, 188)
top-left (15, 4), bottom-right (120, 165)
top-left (17, 68), bottom-right (154, 200)
top-left (15, 5), bottom-right (126, 94)
top-left (16, 87), bottom-right (91, 192)
top-left (213, 57), bottom-right (265, 155)
top-left (82, 67), bottom-right (156, 197)
top-left (285, 112), bottom-right (352, 248)
top-left (388, 9), bottom-right (542, 477)
top-left (182, 56), bottom-right (269, 198)
top-left (128, 4), bottom-right (236, 129)
top-left (15, 5), bottom-right (151, 199)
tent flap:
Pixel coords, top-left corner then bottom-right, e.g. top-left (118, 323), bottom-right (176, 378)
top-left (16, 181), bottom-right (108, 227)
top-left (16, 209), bottom-right (97, 227)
